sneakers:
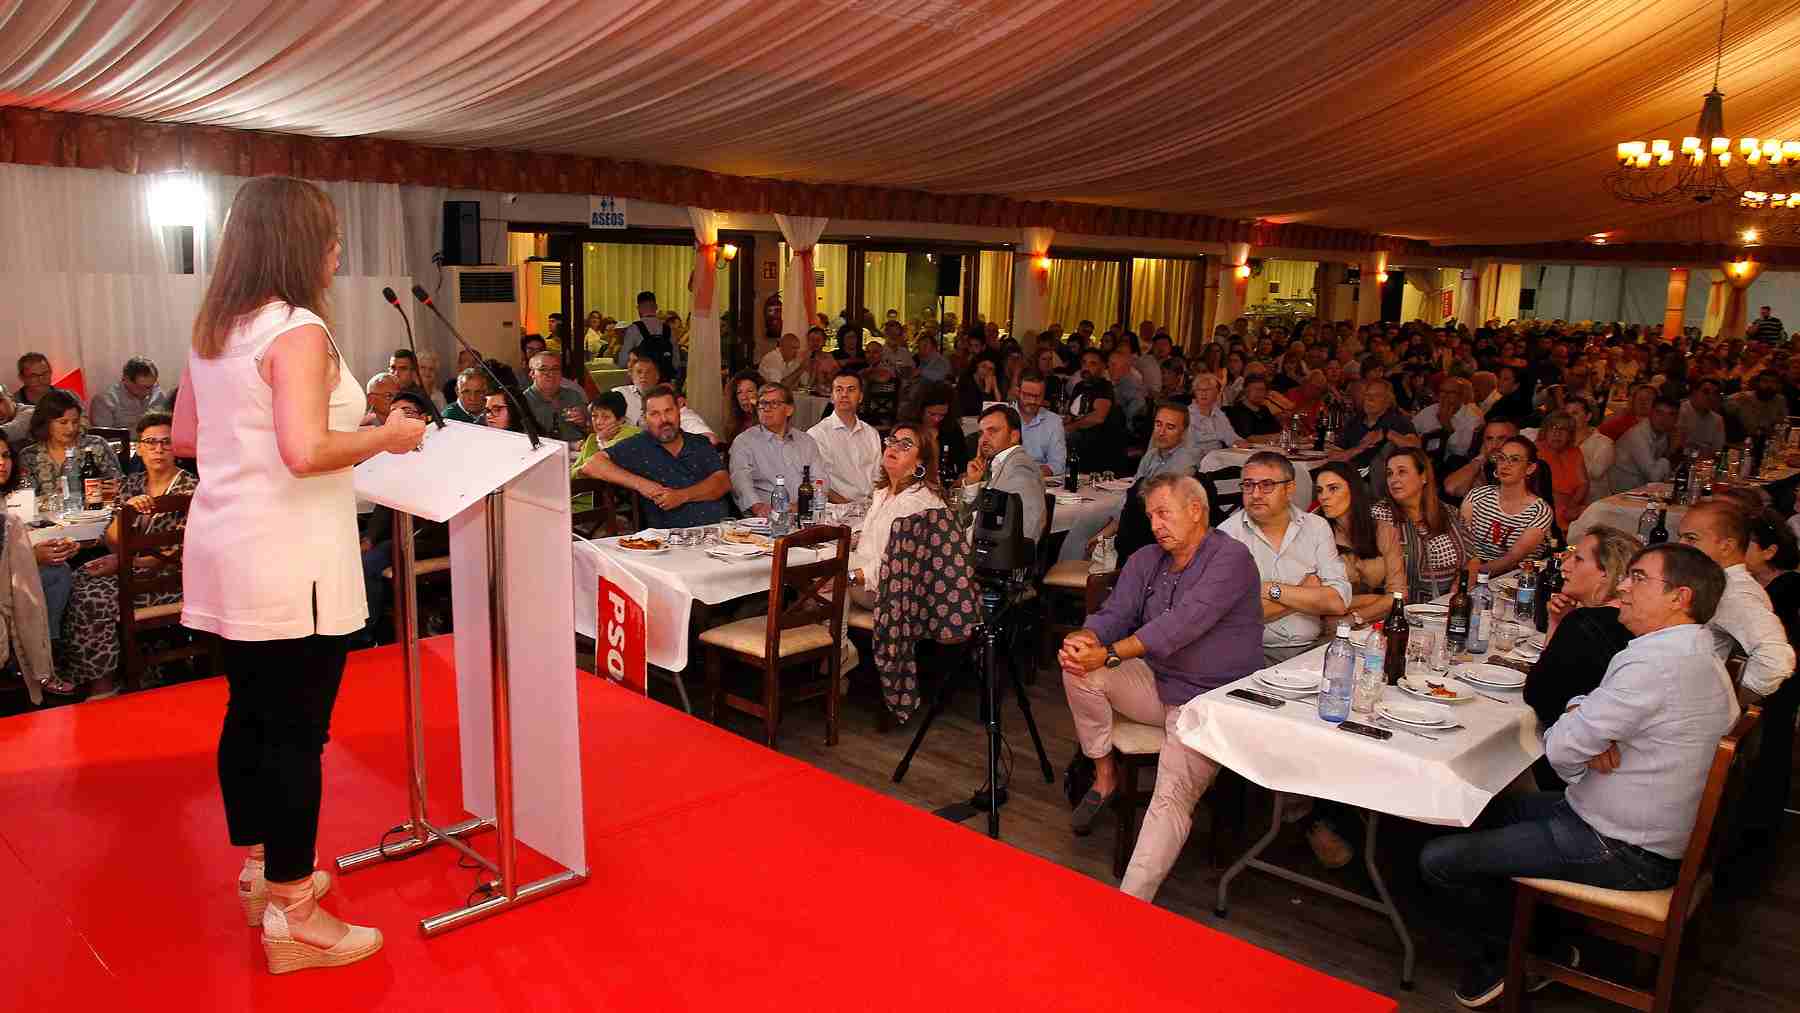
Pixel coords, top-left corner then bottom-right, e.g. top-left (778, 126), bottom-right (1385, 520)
top-left (1305, 821), bottom-right (1353, 869)
top-left (1455, 945), bottom-right (1580, 1008)
top-left (1070, 788), bottom-right (1116, 837)
top-left (261, 882), bottom-right (383, 975)
top-left (238, 859), bottom-right (332, 926)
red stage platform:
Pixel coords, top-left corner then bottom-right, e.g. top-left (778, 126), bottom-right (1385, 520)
top-left (0, 637), bottom-right (1394, 1012)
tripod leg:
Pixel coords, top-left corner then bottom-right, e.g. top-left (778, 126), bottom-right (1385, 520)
top-left (891, 644), bottom-right (967, 782)
top-left (1007, 654), bottom-right (1056, 783)
top-left (985, 628), bottom-right (1001, 839)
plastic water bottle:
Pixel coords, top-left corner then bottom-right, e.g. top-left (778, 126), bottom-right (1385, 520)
top-left (770, 476), bottom-right (792, 535)
top-left (1352, 623), bottom-right (1385, 716)
top-left (1467, 573), bottom-right (1492, 654)
top-left (1319, 623), bottom-right (1355, 724)
top-left (1514, 563), bottom-right (1537, 625)
top-left (61, 455), bottom-right (82, 516)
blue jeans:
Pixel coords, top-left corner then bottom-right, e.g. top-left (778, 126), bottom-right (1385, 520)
top-left (1419, 792), bottom-right (1682, 961)
top-left (39, 562), bottom-right (73, 641)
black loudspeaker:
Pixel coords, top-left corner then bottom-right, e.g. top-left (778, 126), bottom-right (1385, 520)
top-left (441, 200), bottom-right (481, 265)
top-left (1519, 288), bottom-right (1538, 312)
top-left (936, 254), bottom-right (963, 296)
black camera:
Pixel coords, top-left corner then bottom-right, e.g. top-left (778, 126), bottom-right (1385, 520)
top-left (971, 488), bottom-right (1032, 573)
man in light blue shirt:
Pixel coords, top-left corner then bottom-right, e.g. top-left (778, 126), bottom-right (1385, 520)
top-left (90, 355), bottom-right (168, 430)
top-left (913, 334), bottom-right (952, 385)
top-left (729, 382), bottom-right (827, 516)
top-left (1059, 403), bottom-right (1197, 563)
top-left (1016, 371), bottom-right (1066, 476)
top-left (1608, 396), bottom-right (1682, 493)
top-left (1420, 542), bottom-right (1737, 1008)
top-left (1184, 373), bottom-right (1243, 456)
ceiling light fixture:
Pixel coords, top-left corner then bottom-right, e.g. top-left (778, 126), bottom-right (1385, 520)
top-left (1608, 1), bottom-right (1797, 210)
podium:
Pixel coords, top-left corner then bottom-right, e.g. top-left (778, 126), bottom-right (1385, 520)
top-left (335, 419), bottom-right (587, 936)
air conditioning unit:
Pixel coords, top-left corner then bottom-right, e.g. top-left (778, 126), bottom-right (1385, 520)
top-left (442, 266), bottom-right (520, 364)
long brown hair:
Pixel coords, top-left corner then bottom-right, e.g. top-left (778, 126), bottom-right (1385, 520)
top-left (872, 422), bottom-right (942, 500)
top-left (1384, 447), bottom-right (1454, 537)
top-left (192, 177), bottom-right (339, 358)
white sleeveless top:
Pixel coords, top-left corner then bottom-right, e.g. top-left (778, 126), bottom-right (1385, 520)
top-left (182, 302), bottom-right (369, 640)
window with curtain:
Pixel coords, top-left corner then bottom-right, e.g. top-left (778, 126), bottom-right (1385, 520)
top-left (1245, 259), bottom-right (1317, 309)
top-left (1045, 257), bottom-right (1120, 333)
top-left (978, 250), bottom-right (1013, 329)
top-left (581, 242), bottom-right (697, 325)
top-left (778, 241), bottom-right (849, 334)
top-left (1129, 257), bottom-right (1197, 345)
top-left (862, 252), bottom-right (907, 324)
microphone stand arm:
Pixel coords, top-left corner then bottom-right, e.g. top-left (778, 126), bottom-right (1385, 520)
top-left (411, 288), bottom-right (543, 450)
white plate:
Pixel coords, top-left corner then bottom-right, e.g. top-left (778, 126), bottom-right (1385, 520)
top-left (1403, 603), bottom-right (1449, 623)
top-left (735, 517), bottom-right (771, 531)
top-left (59, 509), bottom-right (111, 524)
top-left (1454, 662), bottom-right (1526, 689)
top-left (613, 541), bottom-right (671, 555)
top-left (1399, 675), bottom-right (1476, 704)
top-left (1525, 632), bottom-right (1547, 651)
top-left (1378, 700), bottom-right (1455, 728)
top-left (1256, 669), bottom-right (1321, 692)
top-left (705, 544), bottom-right (767, 561)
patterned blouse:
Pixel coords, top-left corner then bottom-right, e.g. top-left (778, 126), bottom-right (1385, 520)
top-left (116, 468), bottom-right (198, 544)
top-left (17, 435), bottom-right (123, 499)
top-left (1461, 484), bottom-right (1553, 562)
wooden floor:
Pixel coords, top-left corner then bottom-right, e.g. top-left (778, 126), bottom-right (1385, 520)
top-left (637, 648), bottom-right (1800, 1013)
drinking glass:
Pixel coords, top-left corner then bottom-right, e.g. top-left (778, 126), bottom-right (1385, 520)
top-left (1427, 620), bottom-right (1453, 675)
top-left (1406, 629), bottom-right (1434, 679)
top-left (1491, 618), bottom-right (1519, 655)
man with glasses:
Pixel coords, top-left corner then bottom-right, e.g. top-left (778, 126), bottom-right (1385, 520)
top-left (807, 373), bottom-right (881, 502)
top-left (90, 356), bottom-right (168, 430)
top-left (578, 384), bottom-right (730, 528)
top-left (15, 352), bottom-right (57, 406)
top-left (729, 382), bottom-right (827, 518)
top-left (1219, 451), bottom-right (1350, 666)
top-left (1421, 543), bottom-right (1737, 1008)
top-left (1015, 371), bottom-right (1066, 477)
top-left (1413, 376), bottom-right (1482, 460)
top-left (522, 351), bottom-right (589, 445)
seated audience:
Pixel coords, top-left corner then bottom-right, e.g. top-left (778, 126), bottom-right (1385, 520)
top-left (913, 334), bottom-right (952, 385)
top-left (1225, 375), bottom-right (1282, 440)
top-left (807, 373), bottom-right (882, 502)
top-left (729, 382), bottom-right (827, 518)
top-left (1107, 347), bottom-right (1149, 426)
top-left (1461, 436), bottom-right (1554, 575)
top-left (362, 371), bottom-right (400, 427)
top-left (1015, 371), bottom-right (1067, 477)
top-left (413, 350), bottom-right (444, 409)
top-left (1065, 403), bottom-right (1198, 563)
top-left (1060, 474), bottom-right (1263, 900)
top-left (49, 412), bottom-right (195, 698)
top-left (1677, 500), bottom-right (1795, 708)
top-left (1331, 378), bottom-right (1417, 471)
top-left (0, 438), bottom-right (55, 706)
top-left (1741, 512), bottom-right (1800, 849)
top-left (1311, 461), bottom-right (1393, 625)
top-left (962, 404), bottom-right (1046, 545)
top-left (1183, 372), bottom-right (1243, 455)
top-left (1563, 394), bottom-right (1615, 499)
top-left (1678, 379), bottom-right (1726, 456)
top-left (1220, 452), bottom-right (1350, 665)
top-left (16, 352), bottom-right (57, 406)
top-left (759, 331), bottom-right (807, 387)
top-left (522, 351), bottom-right (589, 445)
top-left (724, 370), bottom-right (761, 444)
top-left (0, 386), bottom-right (32, 447)
top-left (1724, 370), bottom-right (1789, 440)
top-left (18, 389), bottom-right (122, 501)
top-left (1066, 349), bottom-right (1128, 472)
top-left (1420, 543), bottom-right (1737, 1009)
top-left (443, 348), bottom-right (482, 405)
top-left (1376, 448), bottom-right (1470, 601)
top-left (1534, 410), bottom-right (1590, 530)
top-left (443, 368), bottom-right (488, 424)
top-left (916, 382), bottom-right (969, 478)
top-left (387, 348), bottom-right (427, 396)
top-left (482, 391), bottom-right (521, 432)
top-left (1608, 395), bottom-right (1682, 493)
top-left (90, 356), bottom-right (168, 430)
top-left (1522, 527), bottom-right (1639, 787)
top-left (958, 357), bottom-right (1005, 417)
top-left (577, 385), bottom-right (731, 528)
top-left (845, 423), bottom-right (946, 609)
top-left (1413, 376), bottom-right (1482, 460)
top-left (1597, 383), bottom-right (1656, 441)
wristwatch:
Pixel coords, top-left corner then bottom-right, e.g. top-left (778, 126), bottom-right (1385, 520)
top-left (1104, 645), bottom-right (1122, 668)
top-left (1266, 582), bottom-right (1283, 602)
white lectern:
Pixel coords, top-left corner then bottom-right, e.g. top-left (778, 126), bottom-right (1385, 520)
top-left (335, 419), bottom-right (587, 936)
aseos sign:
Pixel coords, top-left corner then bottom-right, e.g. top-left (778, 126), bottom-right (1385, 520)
top-left (597, 569), bottom-right (647, 694)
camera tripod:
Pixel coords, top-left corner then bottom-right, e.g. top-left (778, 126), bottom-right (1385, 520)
top-left (891, 580), bottom-right (1055, 839)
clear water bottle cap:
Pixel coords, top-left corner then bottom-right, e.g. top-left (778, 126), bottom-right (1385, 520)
top-left (1335, 622), bottom-right (1351, 637)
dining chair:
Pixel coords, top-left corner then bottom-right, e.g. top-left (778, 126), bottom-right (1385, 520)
top-left (570, 477), bottom-right (639, 538)
top-left (116, 493), bottom-right (217, 691)
top-left (700, 524), bottom-right (851, 748)
top-left (1502, 706), bottom-right (1762, 1013)
top-left (88, 426), bottom-right (131, 464)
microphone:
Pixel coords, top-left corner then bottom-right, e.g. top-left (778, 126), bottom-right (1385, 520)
top-left (410, 284), bottom-right (543, 450)
top-left (381, 286), bottom-right (444, 430)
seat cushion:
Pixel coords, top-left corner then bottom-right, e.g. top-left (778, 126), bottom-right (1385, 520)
top-left (846, 606), bottom-right (875, 632)
top-left (698, 616), bottom-right (836, 659)
top-left (1111, 715), bottom-right (1166, 756)
top-left (1044, 559), bottom-right (1092, 591)
top-left (1515, 871), bottom-right (1708, 925)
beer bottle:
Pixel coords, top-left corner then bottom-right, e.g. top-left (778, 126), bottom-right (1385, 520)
top-left (81, 447), bottom-right (104, 510)
top-left (1382, 591), bottom-right (1409, 685)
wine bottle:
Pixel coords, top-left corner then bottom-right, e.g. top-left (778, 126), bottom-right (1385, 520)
top-left (81, 448), bottom-right (104, 510)
top-left (1382, 591), bottom-right (1409, 685)
top-left (1648, 507), bottom-right (1669, 545)
top-left (797, 465), bottom-right (815, 525)
top-left (1446, 567), bottom-right (1471, 655)
top-left (1535, 539), bottom-right (1564, 633)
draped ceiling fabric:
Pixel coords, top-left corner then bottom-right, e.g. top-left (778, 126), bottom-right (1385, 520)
top-left (5, 1), bottom-right (1800, 253)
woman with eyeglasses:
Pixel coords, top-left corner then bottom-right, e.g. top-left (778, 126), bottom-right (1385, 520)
top-left (481, 391), bottom-right (521, 432)
top-left (1311, 462), bottom-right (1393, 626)
top-left (1460, 435), bottom-right (1554, 576)
top-left (49, 411), bottom-right (198, 699)
top-left (1535, 409), bottom-right (1590, 530)
top-left (1374, 447), bottom-right (1470, 602)
top-left (846, 424), bottom-right (945, 609)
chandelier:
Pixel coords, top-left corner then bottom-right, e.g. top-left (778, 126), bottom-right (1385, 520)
top-left (1607, 1), bottom-right (1799, 211)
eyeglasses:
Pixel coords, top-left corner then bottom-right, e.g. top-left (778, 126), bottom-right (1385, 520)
top-left (137, 437), bottom-right (173, 449)
top-left (1240, 479), bottom-right (1292, 495)
top-left (1620, 569), bottom-right (1672, 589)
top-left (882, 436), bottom-right (917, 451)
top-left (1491, 454), bottom-right (1529, 466)
top-left (756, 400), bottom-right (789, 410)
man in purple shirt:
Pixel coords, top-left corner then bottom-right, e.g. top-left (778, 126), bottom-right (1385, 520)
top-left (1059, 472), bottom-right (1263, 901)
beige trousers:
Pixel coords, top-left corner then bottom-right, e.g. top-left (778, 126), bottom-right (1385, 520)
top-left (1062, 658), bottom-right (1220, 901)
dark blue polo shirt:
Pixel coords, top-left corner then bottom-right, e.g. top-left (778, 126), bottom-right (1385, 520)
top-left (603, 431), bottom-right (730, 528)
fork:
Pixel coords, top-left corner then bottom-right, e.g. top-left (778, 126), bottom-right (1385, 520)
top-left (1377, 718), bottom-right (1440, 742)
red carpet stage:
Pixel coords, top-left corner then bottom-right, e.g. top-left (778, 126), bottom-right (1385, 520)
top-left (0, 637), bottom-right (1394, 1012)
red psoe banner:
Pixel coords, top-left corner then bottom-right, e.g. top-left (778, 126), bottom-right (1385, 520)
top-left (598, 573), bottom-right (647, 694)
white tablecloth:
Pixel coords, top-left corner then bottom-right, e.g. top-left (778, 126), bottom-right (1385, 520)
top-left (1175, 642), bottom-right (1542, 828)
top-left (1569, 468), bottom-right (1800, 543)
top-left (1198, 447), bottom-right (1323, 507)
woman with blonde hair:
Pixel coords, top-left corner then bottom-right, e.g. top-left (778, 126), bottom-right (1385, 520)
top-left (1535, 410), bottom-right (1590, 529)
top-left (175, 176), bottom-right (425, 973)
top-left (845, 422), bottom-right (945, 608)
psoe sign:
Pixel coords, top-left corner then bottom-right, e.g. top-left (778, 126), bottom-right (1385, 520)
top-left (589, 196), bottom-right (629, 230)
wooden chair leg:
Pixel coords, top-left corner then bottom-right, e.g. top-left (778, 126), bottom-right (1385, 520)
top-left (825, 655), bottom-right (840, 747)
top-left (1651, 920), bottom-right (1687, 1013)
top-left (704, 648), bottom-right (724, 723)
top-left (1503, 886), bottom-right (1537, 1013)
top-left (762, 660), bottom-right (781, 748)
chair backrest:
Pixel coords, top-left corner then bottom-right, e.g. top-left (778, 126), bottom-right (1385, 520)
top-left (764, 524), bottom-right (851, 657)
top-left (570, 477), bottom-right (638, 538)
top-left (117, 493), bottom-right (192, 607)
top-left (1667, 706), bottom-right (1762, 926)
top-left (1030, 492), bottom-right (1057, 579)
top-left (89, 426), bottom-right (131, 462)
top-left (1084, 568), bottom-right (1121, 615)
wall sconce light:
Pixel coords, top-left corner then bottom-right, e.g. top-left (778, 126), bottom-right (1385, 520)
top-left (1741, 228), bottom-right (1760, 244)
top-left (1376, 271), bottom-right (1390, 283)
top-left (1233, 264), bottom-right (1251, 280)
top-left (1035, 256), bottom-right (1052, 272)
top-left (716, 243), bottom-right (738, 270)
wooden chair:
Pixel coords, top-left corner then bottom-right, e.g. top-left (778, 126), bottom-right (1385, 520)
top-left (1503, 707), bottom-right (1763, 1013)
top-left (88, 426), bottom-right (131, 464)
top-left (570, 477), bottom-right (639, 538)
top-left (700, 524), bottom-right (851, 748)
top-left (116, 493), bottom-right (216, 691)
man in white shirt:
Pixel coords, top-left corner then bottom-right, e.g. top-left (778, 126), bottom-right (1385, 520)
top-left (1677, 380), bottom-right (1726, 457)
top-left (1413, 377), bottom-right (1483, 459)
top-left (1218, 451), bottom-right (1350, 666)
top-left (806, 373), bottom-right (881, 502)
top-left (1677, 501), bottom-right (1795, 706)
top-left (759, 331), bottom-right (806, 387)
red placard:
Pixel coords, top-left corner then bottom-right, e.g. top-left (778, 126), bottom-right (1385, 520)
top-left (1440, 289), bottom-right (1454, 320)
top-left (597, 574), bottom-right (647, 694)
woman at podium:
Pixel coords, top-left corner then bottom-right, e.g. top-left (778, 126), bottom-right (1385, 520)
top-left (173, 176), bottom-right (427, 975)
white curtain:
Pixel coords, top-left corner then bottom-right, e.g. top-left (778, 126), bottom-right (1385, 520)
top-left (1245, 259), bottom-right (1316, 309)
top-left (1045, 258), bottom-right (1118, 335)
top-left (686, 206), bottom-right (723, 431)
top-left (862, 252), bottom-right (907, 325)
top-left (1129, 258), bottom-right (1198, 345)
top-left (978, 250), bottom-right (1014, 329)
top-left (775, 214), bottom-right (828, 337)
